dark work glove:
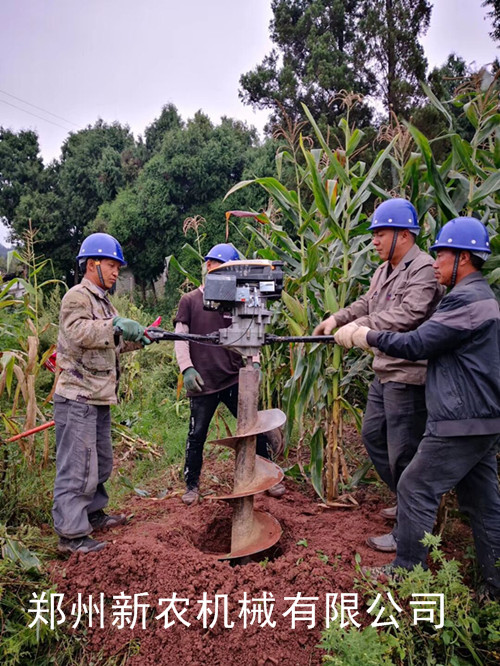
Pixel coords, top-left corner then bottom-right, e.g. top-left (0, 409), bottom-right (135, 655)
top-left (112, 316), bottom-right (147, 342)
top-left (183, 367), bottom-right (204, 392)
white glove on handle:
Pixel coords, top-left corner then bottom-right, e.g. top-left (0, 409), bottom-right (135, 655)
top-left (313, 315), bottom-right (337, 336)
top-left (351, 326), bottom-right (373, 350)
top-left (334, 322), bottom-right (359, 349)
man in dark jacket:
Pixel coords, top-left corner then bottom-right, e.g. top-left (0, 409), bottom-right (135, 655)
top-left (345, 217), bottom-right (500, 597)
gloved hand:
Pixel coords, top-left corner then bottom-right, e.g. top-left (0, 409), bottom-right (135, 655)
top-left (183, 367), bottom-right (205, 393)
top-left (334, 321), bottom-right (359, 349)
top-left (313, 315), bottom-right (337, 336)
top-left (112, 316), bottom-right (148, 343)
top-left (351, 326), bottom-right (373, 350)
top-left (253, 361), bottom-right (263, 382)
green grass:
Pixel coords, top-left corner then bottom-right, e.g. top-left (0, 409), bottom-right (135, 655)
top-left (0, 343), bottom-right (193, 665)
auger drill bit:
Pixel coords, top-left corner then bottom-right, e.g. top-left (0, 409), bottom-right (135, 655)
top-left (210, 362), bottom-right (286, 560)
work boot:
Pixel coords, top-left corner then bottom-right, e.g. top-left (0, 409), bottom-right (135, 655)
top-left (266, 427), bottom-right (285, 459)
top-left (366, 532), bottom-right (397, 552)
top-left (267, 482), bottom-right (286, 498)
top-left (380, 505), bottom-right (397, 521)
top-left (89, 509), bottom-right (127, 531)
top-left (182, 487), bottom-right (199, 505)
top-left (58, 536), bottom-right (107, 554)
top-left (361, 563), bottom-right (402, 583)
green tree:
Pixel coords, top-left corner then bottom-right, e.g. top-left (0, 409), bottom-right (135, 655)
top-left (12, 120), bottom-right (135, 283)
top-left (144, 103), bottom-right (183, 156)
top-left (58, 119), bottom-right (135, 226)
top-left (98, 113), bottom-right (273, 295)
top-left (427, 54), bottom-right (473, 102)
top-left (121, 138), bottom-right (149, 185)
top-left (239, 0), bottom-right (432, 129)
top-left (483, 0), bottom-right (500, 42)
top-left (15, 188), bottom-right (71, 278)
top-left (239, 0), bottom-right (374, 130)
top-left (0, 128), bottom-right (44, 226)
top-left (358, 0), bottom-right (432, 117)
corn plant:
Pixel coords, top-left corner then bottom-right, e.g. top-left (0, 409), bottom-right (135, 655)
top-left (226, 95), bottom-right (395, 502)
top-left (0, 226), bottom-right (65, 466)
top-left (387, 70), bottom-right (500, 271)
top-left (372, 70), bottom-right (499, 314)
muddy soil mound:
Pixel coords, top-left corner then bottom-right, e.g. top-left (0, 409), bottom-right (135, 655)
top-left (50, 482), bottom-right (466, 665)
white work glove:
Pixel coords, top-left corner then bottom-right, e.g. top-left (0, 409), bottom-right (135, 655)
top-left (334, 322), bottom-right (359, 349)
top-left (351, 326), bottom-right (373, 350)
top-left (313, 315), bottom-right (337, 336)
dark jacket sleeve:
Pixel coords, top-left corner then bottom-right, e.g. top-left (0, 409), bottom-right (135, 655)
top-left (370, 293), bottom-right (471, 361)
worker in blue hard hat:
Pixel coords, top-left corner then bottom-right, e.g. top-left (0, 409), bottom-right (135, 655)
top-left (53, 233), bottom-right (151, 554)
top-left (174, 243), bottom-right (286, 505)
top-left (349, 217), bottom-right (500, 599)
top-left (76, 232), bottom-right (127, 289)
top-left (313, 198), bottom-right (444, 553)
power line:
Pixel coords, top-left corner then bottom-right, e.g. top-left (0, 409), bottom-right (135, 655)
top-left (0, 98), bottom-right (73, 132)
top-left (0, 88), bottom-right (79, 127)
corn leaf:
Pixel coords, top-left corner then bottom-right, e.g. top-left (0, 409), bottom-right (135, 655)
top-left (420, 81), bottom-right (454, 129)
top-left (470, 171), bottom-right (500, 206)
top-left (281, 292), bottom-right (307, 328)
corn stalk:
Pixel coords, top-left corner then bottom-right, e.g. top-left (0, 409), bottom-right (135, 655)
top-left (0, 225), bottom-right (66, 466)
top-left (226, 96), bottom-right (394, 502)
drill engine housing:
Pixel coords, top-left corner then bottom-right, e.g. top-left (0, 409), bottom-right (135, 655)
top-left (203, 260), bottom-right (284, 356)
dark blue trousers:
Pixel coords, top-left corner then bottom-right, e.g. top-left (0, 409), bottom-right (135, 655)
top-left (184, 383), bottom-right (269, 490)
top-left (394, 433), bottom-right (500, 593)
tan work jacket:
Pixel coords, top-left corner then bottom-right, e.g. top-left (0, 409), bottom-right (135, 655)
top-left (333, 244), bottom-right (444, 385)
top-left (55, 278), bottom-right (136, 405)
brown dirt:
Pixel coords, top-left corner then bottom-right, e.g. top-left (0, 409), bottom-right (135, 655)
top-left (49, 470), bottom-right (472, 666)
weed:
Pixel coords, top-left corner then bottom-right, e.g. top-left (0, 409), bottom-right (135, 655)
top-left (320, 534), bottom-right (499, 665)
top-left (316, 549), bottom-right (329, 564)
top-left (320, 625), bottom-right (396, 665)
top-left (0, 527), bottom-right (82, 665)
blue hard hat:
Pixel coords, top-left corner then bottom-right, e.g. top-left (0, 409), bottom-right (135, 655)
top-left (368, 199), bottom-right (420, 234)
top-left (77, 233), bottom-right (127, 266)
top-left (430, 217), bottom-right (491, 254)
top-left (204, 243), bottom-right (240, 263)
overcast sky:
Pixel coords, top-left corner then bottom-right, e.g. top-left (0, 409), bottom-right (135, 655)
top-left (1, 0), bottom-right (498, 245)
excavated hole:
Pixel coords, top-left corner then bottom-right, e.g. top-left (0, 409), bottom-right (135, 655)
top-left (194, 516), bottom-right (284, 564)
top-left (195, 516), bottom-right (232, 555)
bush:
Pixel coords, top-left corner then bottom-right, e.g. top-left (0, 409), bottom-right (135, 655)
top-left (320, 534), bottom-right (500, 665)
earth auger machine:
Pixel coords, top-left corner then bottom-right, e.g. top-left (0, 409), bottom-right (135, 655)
top-left (147, 259), bottom-right (337, 561)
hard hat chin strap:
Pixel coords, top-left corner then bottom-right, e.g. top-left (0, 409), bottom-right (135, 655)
top-left (450, 252), bottom-right (461, 289)
top-left (388, 230), bottom-right (399, 263)
top-left (94, 260), bottom-right (107, 290)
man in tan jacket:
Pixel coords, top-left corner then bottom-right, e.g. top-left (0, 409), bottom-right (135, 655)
top-left (314, 199), bottom-right (444, 551)
top-left (54, 233), bottom-right (150, 554)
